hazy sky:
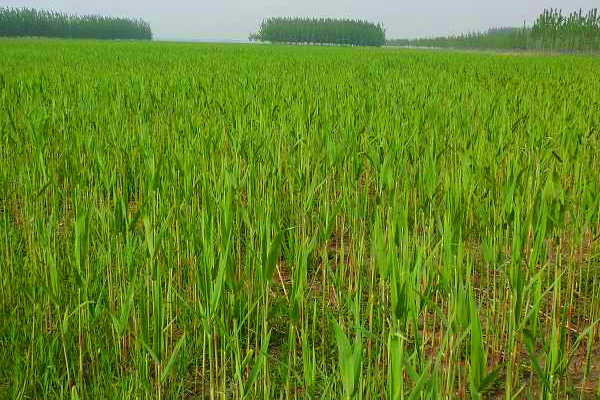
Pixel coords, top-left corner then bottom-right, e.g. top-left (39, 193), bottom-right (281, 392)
top-left (4, 0), bottom-right (599, 40)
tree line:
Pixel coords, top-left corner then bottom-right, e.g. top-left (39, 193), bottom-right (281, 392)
top-left (250, 17), bottom-right (385, 47)
top-left (531, 8), bottom-right (600, 51)
top-left (0, 7), bottom-right (152, 40)
top-left (388, 27), bottom-right (530, 51)
top-left (388, 8), bottom-right (600, 52)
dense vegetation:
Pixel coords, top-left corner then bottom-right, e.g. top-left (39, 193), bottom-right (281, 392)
top-left (251, 17), bottom-right (385, 46)
top-left (2, 39), bottom-right (600, 399)
top-left (388, 27), bottom-right (530, 51)
top-left (0, 7), bottom-right (152, 40)
top-left (389, 8), bottom-right (600, 52)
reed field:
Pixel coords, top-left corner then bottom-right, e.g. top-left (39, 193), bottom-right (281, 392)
top-left (1, 38), bottom-right (600, 399)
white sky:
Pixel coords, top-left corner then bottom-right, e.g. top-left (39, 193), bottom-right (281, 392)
top-left (3, 0), bottom-right (598, 40)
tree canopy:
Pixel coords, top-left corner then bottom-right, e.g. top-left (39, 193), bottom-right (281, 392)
top-left (387, 8), bottom-right (600, 52)
top-left (251, 17), bottom-right (385, 47)
top-left (0, 7), bottom-right (152, 40)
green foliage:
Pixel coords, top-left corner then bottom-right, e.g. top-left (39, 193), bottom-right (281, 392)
top-left (388, 26), bottom-right (530, 50)
top-left (334, 321), bottom-right (362, 399)
top-left (389, 8), bottom-right (600, 52)
top-left (252, 17), bottom-right (385, 46)
top-left (1, 39), bottom-right (600, 398)
top-left (0, 7), bottom-right (152, 40)
top-left (469, 290), bottom-right (501, 399)
top-left (531, 8), bottom-right (600, 51)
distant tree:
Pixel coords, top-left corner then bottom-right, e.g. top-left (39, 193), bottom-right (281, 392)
top-left (0, 7), bottom-right (152, 40)
top-left (531, 8), bottom-right (600, 51)
top-left (252, 17), bottom-right (385, 47)
top-left (387, 8), bottom-right (600, 52)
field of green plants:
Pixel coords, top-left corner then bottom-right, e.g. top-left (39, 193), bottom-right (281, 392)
top-left (1, 39), bottom-right (600, 399)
